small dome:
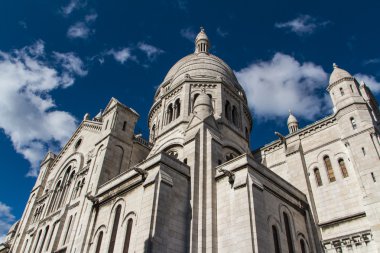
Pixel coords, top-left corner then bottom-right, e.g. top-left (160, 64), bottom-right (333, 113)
top-left (329, 63), bottom-right (352, 84)
top-left (194, 92), bottom-right (212, 108)
top-left (193, 92), bottom-right (213, 119)
top-left (287, 111), bottom-right (298, 125)
top-left (195, 27), bottom-right (209, 43)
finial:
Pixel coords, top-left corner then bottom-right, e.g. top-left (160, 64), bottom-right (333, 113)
top-left (288, 109), bottom-right (292, 115)
top-left (333, 63), bottom-right (338, 69)
top-left (200, 26), bottom-right (204, 32)
top-left (360, 80), bottom-right (366, 86)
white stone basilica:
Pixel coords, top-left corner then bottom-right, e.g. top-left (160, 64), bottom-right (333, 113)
top-left (2, 28), bottom-right (380, 253)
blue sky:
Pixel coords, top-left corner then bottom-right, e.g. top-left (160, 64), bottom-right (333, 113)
top-left (1, 0), bottom-right (380, 239)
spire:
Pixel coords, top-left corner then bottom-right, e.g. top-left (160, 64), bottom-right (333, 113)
top-left (333, 63), bottom-right (338, 69)
top-left (195, 27), bottom-right (210, 54)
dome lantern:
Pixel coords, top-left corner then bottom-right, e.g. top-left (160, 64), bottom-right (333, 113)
top-left (195, 27), bottom-right (209, 54)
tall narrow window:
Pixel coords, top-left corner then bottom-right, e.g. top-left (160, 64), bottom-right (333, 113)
top-left (123, 219), bottom-right (133, 253)
top-left (193, 94), bottom-right (199, 111)
top-left (63, 215), bottom-right (73, 245)
top-left (38, 226), bottom-right (49, 253)
top-left (22, 239), bottom-right (29, 253)
top-left (272, 225), bottom-right (280, 253)
top-left (350, 117), bottom-right (357, 130)
top-left (48, 181), bottom-right (61, 213)
top-left (32, 229), bottom-right (42, 253)
top-left (324, 156), bottom-right (336, 182)
top-left (95, 231), bottom-right (104, 253)
top-left (362, 147), bottom-right (366, 156)
top-left (225, 101), bottom-right (231, 121)
top-left (46, 222), bottom-right (57, 252)
top-left (122, 121), bottom-right (127, 131)
top-left (167, 104), bottom-right (173, 124)
top-left (350, 84), bottom-right (354, 93)
top-left (338, 158), bottom-right (349, 178)
top-left (232, 106), bottom-right (238, 126)
top-left (174, 99), bottom-right (181, 118)
top-left (108, 205), bottom-right (122, 253)
top-left (300, 239), bottom-right (307, 253)
top-left (340, 87), bottom-right (344, 96)
top-left (314, 168), bottom-right (323, 186)
top-left (283, 212), bottom-right (294, 253)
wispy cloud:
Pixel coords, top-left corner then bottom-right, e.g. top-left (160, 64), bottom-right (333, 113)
top-left (275, 15), bottom-right (329, 36)
top-left (180, 27), bottom-right (196, 42)
top-left (236, 53), bottom-right (329, 120)
top-left (0, 202), bottom-right (15, 243)
top-left (138, 43), bottom-right (164, 61)
top-left (106, 48), bottom-right (135, 64)
top-left (61, 0), bottom-right (87, 16)
top-left (0, 41), bottom-right (86, 176)
top-left (216, 27), bottom-right (228, 37)
top-left (355, 73), bottom-right (380, 93)
top-left (363, 58), bottom-right (380, 65)
top-left (67, 11), bottom-right (97, 40)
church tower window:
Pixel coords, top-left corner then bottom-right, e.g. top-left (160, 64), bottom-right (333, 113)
top-left (174, 99), bottom-right (181, 118)
top-left (225, 100), bottom-right (231, 121)
top-left (350, 117), bottom-right (357, 130)
top-left (283, 212), bottom-right (294, 253)
top-left (166, 104), bottom-right (173, 124)
top-left (32, 229), bottom-right (42, 253)
top-left (95, 231), bottom-right (103, 253)
top-left (340, 87), bottom-right (344, 96)
top-left (122, 218), bottom-right (133, 253)
top-left (63, 215), bottom-right (73, 245)
top-left (338, 158), bottom-right (349, 178)
top-left (232, 106), bottom-right (238, 126)
top-left (122, 121), bottom-right (127, 131)
top-left (272, 225), bottom-right (280, 253)
top-left (38, 226), bottom-right (49, 253)
top-left (314, 168), bottom-right (323, 186)
top-left (324, 156), bottom-right (336, 182)
top-left (108, 205), bottom-right (122, 253)
top-left (300, 239), bottom-right (307, 253)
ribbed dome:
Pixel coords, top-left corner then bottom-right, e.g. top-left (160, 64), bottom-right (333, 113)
top-left (287, 113), bottom-right (298, 125)
top-left (329, 63), bottom-right (352, 84)
top-left (162, 53), bottom-right (243, 91)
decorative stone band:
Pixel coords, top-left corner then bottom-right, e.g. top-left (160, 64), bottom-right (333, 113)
top-left (323, 229), bottom-right (373, 250)
top-left (327, 76), bottom-right (355, 92)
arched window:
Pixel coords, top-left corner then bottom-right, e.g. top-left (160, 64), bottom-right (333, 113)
top-left (314, 168), bottom-right (322, 186)
top-left (225, 101), bottom-right (231, 121)
top-left (46, 222), bottom-right (57, 252)
top-left (122, 219), bottom-right (133, 253)
top-left (166, 104), bottom-right (173, 124)
top-left (300, 239), bottom-right (307, 253)
top-left (32, 229), bottom-right (42, 253)
top-left (38, 226), bottom-right (49, 253)
top-left (22, 239), bottom-right (29, 253)
top-left (108, 205), bottom-right (122, 253)
top-left (48, 180), bottom-right (61, 213)
top-left (350, 117), bottom-right (357, 130)
top-left (193, 93), bottom-right (200, 111)
top-left (57, 167), bottom-right (72, 208)
top-left (174, 99), bottom-right (181, 119)
top-left (63, 215), bottom-right (73, 245)
top-left (151, 124), bottom-right (156, 142)
top-left (340, 87), bottom-right (344, 96)
top-left (324, 156), bottom-right (336, 182)
top-left (272, 225), bottom-right (280, 253)
top-left (283, 212), bottom-right (294, 253)
top-left (232, 106), bottom-right (238, 126)
top-left (95, 231), bottom-right (103, 253)
top-left (338, 158), bottom-right (349, 178)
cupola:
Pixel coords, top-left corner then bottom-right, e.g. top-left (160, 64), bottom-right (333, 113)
top-left (195, 27), bottom-right (209, 54)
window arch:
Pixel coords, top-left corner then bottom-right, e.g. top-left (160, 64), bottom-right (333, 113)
top-left (338, 158), bottom-right (349, 178)
top-left (174, 99), bottom-right (181, 119)
top-left (314, 168), bottom-right (323, 186)
top-left (340, 87), bottom-right (344, 96)
top-left (37, 226), bottom-right (49, 253)
top-left (324, 156), bottom-right (336, 182)
top-left (272, 225), bottom-right (280, 253)
top-left (122, 218), bottom-right (133, 253)
top-left (232, 106), bottom-right (238, 126)
top-left (300, 239), bottom-right (307, 253)
top-left (283, 212), bottom-right (294, 253)
top-left (350, 117), bottom-right (357, 130)
top-left (95, 231), bottom-right (104, 253)
top-left (166, 104), bottom-right (173, 124)
top-left (108, 205), bottom-right (122, 253)
top-left (225, 100), bottom-right (231, 121)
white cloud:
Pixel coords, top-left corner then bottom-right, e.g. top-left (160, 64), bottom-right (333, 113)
top-left (0, 202), bottom-right (15, 243)
top-left (107, 48), bottom-right (134, 64)
top-left (216, 27), bottom-right (228, 37)
top-left (85, 13), bottom-right (98, 23)
top-left (138, 43), bottom-right (164, 61)
top-left (67, 22), bottom-right (91, 39)
top-left (61, 0), bottom-right (87, 16)
top-left (0, 41), bottom-right (85, 176)
top-left (180, 27), bottom-right (196, 42)
top-left (236, 53), bottom-right (328, 120)
top-left (355, 73), bottom-right (380, 93)
top-left (275, 15), bottom-right (329, 35)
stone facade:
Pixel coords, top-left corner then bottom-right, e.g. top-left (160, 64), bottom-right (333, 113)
top-left (5, 28), bottom-right (378, 253)
top-left (253, 64), bottom-right (380, 252)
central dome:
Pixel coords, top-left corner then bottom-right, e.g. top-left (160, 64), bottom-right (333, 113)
top-left (160, 28), bottom-right (244, 93)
